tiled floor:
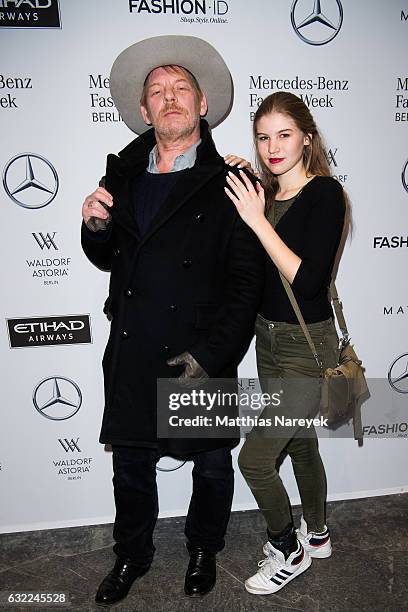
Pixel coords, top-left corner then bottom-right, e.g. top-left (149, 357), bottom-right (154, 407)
top-left (0, 493), bottom-right (407, 611)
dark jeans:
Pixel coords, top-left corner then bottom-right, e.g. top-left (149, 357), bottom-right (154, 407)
top-left (112, 445), bottom-right (234, 566)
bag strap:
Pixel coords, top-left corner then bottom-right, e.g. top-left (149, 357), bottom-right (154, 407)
top-left (278, 272), bottom-right (323, 369)
top-left (329, 280), bottom-right (349, 343)
top-left (279, 272), bottom-right (351, 348)
top-left (279, 272), bottom-right (364, 444)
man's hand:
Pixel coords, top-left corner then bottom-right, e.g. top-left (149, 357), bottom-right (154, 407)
top-left (82, 185), bottom-right (113, 231)
top-left (167, 352), bottom-right (209, 388)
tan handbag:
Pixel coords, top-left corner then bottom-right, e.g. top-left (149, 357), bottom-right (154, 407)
top-left (279, 273), bottom-right (369, 444)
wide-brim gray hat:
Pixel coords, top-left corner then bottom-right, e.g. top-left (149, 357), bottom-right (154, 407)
top-left (109, 35), bottom-right (233, 135)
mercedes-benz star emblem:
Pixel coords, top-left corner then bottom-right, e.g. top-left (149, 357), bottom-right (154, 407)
top-left (402, 159), bottom-right (408, 194)
top-left (291, 0), bottom-right (343, 46)
top-left (33, 376), bottom-right (82, 420)
top-left (388, 354), bottom-right (408, 394)
top-left (156, 457), bottom-right (186, 472)
top-left (3, 153), bottom-right (59, 209)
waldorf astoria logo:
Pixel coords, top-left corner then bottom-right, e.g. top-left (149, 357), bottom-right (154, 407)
top-left (26, 231), bottom-right (71, 287)
top-left (53, 438), bottom-right (93, 481)
top-left (326, 146), bottom-right (349, 184)
top-left (0, 0), bottom-right (61, 28)
top-left (58, 438), bottom-right (81, 452)
top-left (7, 314), bottom-right (92, 348)
top-left (32, 232), bottom-right (58, 250)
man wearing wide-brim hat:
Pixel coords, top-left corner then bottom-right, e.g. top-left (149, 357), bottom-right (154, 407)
top-left (81, 35), bottom-right (263, 606)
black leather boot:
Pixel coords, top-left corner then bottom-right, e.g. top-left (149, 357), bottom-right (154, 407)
top-left (95, 558), bottom-right (150, 606)
top-left (184, 545), bottom-right (216, 597)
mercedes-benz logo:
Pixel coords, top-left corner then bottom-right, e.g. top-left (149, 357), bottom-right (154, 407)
top-left (33, 376), bottom-right (82, 420)
top-left (3, 153), bottom-right (59, 209)
top-left (291, 0), bottom-right (343, 46)
top-left (156, 456), bottom-right (186, 472)
top-left (402, 158), bottom-right (408, 194)
top-left (388, 354), bottom-right (408, 394)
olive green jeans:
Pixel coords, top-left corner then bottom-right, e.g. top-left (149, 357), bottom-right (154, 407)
top-left (238, 314), bottom-right (339, 535)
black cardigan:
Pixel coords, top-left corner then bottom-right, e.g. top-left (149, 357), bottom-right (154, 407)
top-left (260, 176), bottom-right (345, 324)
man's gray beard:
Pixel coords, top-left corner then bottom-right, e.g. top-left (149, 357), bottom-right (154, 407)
top-left (154, 116), bottom-right (200, 142)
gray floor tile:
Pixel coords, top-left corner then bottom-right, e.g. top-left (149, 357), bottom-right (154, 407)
top-left (0, 494), bottom-right (407, 611)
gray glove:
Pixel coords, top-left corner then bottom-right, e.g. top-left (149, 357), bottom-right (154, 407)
top-left (167, 351), bottom-right (209, 388)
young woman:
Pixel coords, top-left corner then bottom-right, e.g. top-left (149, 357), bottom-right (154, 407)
top-left (224, 92), bottom-right (347, 595)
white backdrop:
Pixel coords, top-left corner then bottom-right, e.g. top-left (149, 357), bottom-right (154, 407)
top-left (1, 0), bottom-right (407, 533)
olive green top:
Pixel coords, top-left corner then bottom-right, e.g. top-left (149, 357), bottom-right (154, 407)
top-left (267, 195), bottom-right (297, 228)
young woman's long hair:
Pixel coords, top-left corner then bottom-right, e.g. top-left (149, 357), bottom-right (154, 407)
top-left (253, 91), bottom-right (352, 235)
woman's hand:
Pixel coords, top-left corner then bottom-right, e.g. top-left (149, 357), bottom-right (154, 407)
top-left (225, 170), bottom-right (301, 282)
top-left (224, 154), bottom-right (255, 173)
top-left (224, 170), bottom-right (266, 231)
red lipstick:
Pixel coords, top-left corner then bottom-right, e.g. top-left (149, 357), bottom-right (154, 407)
top-left (269, 158), bottom-right (284, 164)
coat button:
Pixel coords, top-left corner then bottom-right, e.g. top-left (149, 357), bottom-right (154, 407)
top-left (195, 212), bottom-right (205, 223)
top-left (114, 247), bottom-right (121, 256)
top-left (169, 304), bottom-right (178, 312)
top-left (125, 289), bottom-right (132, 297)
top-left (163, 345), bottom-right (170, 353)
top-left (182, 258), bottom-right (192, 268)
top-left (122, 330), bottom-right (129, 339)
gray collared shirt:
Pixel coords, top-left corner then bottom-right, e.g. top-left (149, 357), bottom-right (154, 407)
top-left (147, 139), bottom-right (201, 174)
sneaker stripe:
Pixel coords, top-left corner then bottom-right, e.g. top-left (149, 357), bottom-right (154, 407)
top-left (279, 569), bottom-right (292, 576)
top-left (309, 535), bottom-right (330, 547)
top-left (291, 548), bottom-right (304, 566)
top-left (270, 577), bottom-right (284, 585)
top-left (275, 572), bottom-right (291, 580)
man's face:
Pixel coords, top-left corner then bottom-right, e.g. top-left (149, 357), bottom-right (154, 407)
top-left (140, 66), bottom-right (207, 140)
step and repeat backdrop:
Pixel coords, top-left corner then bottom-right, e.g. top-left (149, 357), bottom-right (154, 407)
top-left (1, 0), bottom-right (407, 533)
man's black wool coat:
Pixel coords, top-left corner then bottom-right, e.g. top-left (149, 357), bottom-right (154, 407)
top-left (81, 120), bottom-right (264, 456)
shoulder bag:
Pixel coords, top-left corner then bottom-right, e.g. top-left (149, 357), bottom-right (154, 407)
top-left (279, 273), bottom-right (369, 444)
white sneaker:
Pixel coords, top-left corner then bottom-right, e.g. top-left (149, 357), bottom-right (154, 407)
top-left (245, 541), bottom-right (311, 595)
top-left (296, 516), bottom-right (332, 558)
top-left (262, 517), bottom-right (332, 559)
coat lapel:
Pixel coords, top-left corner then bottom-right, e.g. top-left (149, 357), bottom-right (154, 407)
top-left (105, 152), bottom-right (144, 239)
top-left (136, 161), bottom-right (222, 250)
top-left (106, 121), bottom-right (225, 245)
